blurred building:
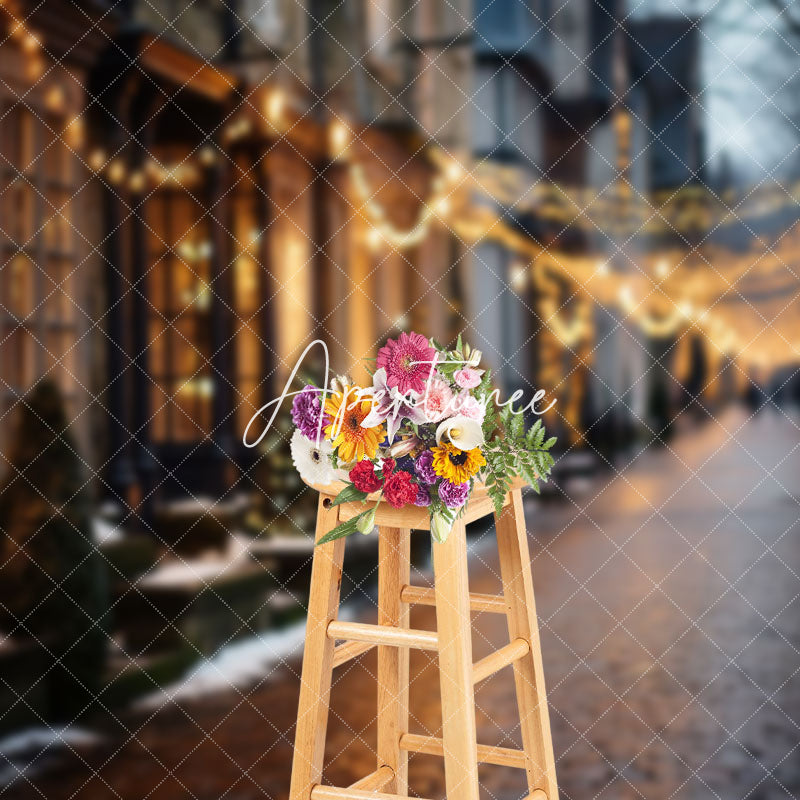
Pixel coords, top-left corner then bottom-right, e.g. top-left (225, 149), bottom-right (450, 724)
top-left (1, 0), bottom-right (794, 737)
top-left (0, 0), bottom-right (762, 509)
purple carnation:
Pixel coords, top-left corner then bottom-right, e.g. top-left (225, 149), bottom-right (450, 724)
top-left (413, 484), bottom-right (432, 507)
top-left (438, 479), bottom-right (470, 509)
top-left (414, 450), bottom-right (437, 485)
top-left (291, 386), bottom-right (329, 440)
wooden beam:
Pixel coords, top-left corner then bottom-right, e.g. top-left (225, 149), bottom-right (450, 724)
top-left (327, 621), bottom-right (438, 651)
top-left (332, 640), bottom-right (374, 668)
top-left (347, 766), bottom-right (394, 791)
top-left (399, 733), bottom-right (527, 770)
top-left (312, 787), bottom-right (432, 800)
top-left (400, 585), bottom-right (507, 614)
top-left (472, 638), bottom-right (530, 684)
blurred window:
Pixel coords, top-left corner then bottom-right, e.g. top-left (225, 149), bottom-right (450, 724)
top-left (231, 157), bottom-right (268, 435)
top-left (145, 158), bottom-right (214, 444)
top-left (366, 0), bottom-right (393, 59)
top-left (0, 97), bottom-right (79, 420)
top-left (245, 0), bottom-right (285, 47)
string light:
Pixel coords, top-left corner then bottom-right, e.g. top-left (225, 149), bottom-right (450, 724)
top-left (265, 87), bottom-right (286, 129)
top-left (510, 261), bottom-right (529, 291)
top-left (329, 120), bottom-right (351, 160)
top-left (88, 149), bottom-right (106, 172)
top-left (198, 145), bottom-right (217, 166)
top-left (128, 170), bottom-right (146, 193)
top-left (107, 160), bottom-right (126, 185)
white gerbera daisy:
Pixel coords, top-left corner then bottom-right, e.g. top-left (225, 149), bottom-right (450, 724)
top-left (290, 429), bottom-right (336, 485)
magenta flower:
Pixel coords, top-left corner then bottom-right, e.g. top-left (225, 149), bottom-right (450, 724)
top-left (438, 479), bottom-right (470, 508)
top-left (376, 332), bottom-right (436, 395)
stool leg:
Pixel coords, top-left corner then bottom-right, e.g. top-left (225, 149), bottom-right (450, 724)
top-left (289, 497), bottom-right (346, 800)
top-left (377, 526), bottom-right (411, 793)
top-left (432, 519), bottom-right (480, 800)
top-left (495, 489), bottom-right (559, 800)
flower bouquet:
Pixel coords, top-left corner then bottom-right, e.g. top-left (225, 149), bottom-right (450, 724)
top-left (289, 332), bottom-right (557, 544)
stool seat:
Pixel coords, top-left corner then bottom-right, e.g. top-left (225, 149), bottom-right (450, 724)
top-left (303, 476), bottom-right (529, 530)
top-left (288, 480), bottom-right (559, 800)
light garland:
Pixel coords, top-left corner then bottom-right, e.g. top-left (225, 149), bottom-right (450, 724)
top-left (349, 162), bottom-right (456, 250)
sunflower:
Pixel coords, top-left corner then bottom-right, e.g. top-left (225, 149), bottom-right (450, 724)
top-left (324, 387), bottom-right (385, 463)
top-left (431, 442), bottom-right (486, 484)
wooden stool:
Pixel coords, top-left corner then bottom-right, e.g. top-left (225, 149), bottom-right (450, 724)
top-left (289, 478), bottom-right (558, 800)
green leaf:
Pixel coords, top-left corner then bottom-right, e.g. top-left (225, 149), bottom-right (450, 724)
top-left (510, 410), bottom-right (524, 440)
top-left (330, 484), bottom-right (369, 506)
top-left (316, 516), bottom-right (360, 545)
top-left (542, 436), bottom-right (557, 450)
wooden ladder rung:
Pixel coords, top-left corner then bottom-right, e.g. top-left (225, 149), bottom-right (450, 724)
top-left (400, 585), bottom-right (507, 614)
top-left (399, 732), bottom-right (527, 769)
top-left (332, 640), bottom-right (375, 668)
top-left (312, 787), bottom-right (432, 800)
top-left (347, 765), bottom-right (394, 791)
top-left (327, 620), bottom-right (439, 651)
top-left (472, 638), bottom-right (530, 684)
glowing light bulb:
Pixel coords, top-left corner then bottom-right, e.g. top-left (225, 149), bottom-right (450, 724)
top-left (330, 120), bottom-right (351, 159)
top-left (619, 285), bottom-right (635, 311)
top-left (366, 227), bottom-right (383, 251)
top-left (88, 149), bottom-right (106, 172)
top-left (445, 160), bottom-right (463, 182)
top-left (107, 160), bottom-right (126, 184)
top-left (656, 259), bottom-right (669, 278)
top-left (265, 88), bottom-right (286, 125)
top-left (510, 262), bottom-right (528, 291)
top-left (128, 171), bottom-right (146, 193)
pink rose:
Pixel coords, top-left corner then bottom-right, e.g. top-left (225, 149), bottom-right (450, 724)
top-left (454, 367), bottom-right (483, 389)
top-left (453, 392), bottom-right (486, 423)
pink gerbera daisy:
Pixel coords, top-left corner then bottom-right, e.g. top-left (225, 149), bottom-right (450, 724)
top-left (376, 332), bottom-right (436, 395)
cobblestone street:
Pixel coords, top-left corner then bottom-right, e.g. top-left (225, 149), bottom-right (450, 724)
top-left (5, 406), bottom-right (800, 800)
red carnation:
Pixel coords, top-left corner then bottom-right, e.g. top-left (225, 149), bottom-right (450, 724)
top-left (349, 459), bottom-right (383, 493)
top-left (383, 470), bottom-right (418, 509)
top-left (381, 458), bottom-right (396, 479)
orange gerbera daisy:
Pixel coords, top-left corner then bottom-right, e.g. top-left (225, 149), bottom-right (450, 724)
top-left (324, 387), bottom-right (384, 463)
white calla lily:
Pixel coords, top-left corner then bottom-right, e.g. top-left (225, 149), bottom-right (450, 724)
top-left (430, 513), bottom-right (453, 543)
top-left (435, 415), bottom-right (484, 450)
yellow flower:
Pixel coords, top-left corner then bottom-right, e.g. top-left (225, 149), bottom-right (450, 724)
top-left (324, 387), bottom-right (384, 463)
top-left (431, 443), bottom-right (486, 484)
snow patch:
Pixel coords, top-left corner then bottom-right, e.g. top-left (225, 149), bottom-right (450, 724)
top-left (136, 606), bottom-right (357, 707)
top-left (0, 726), bottom-right (99, 787)
top-left (92, 516), bottom-right (124, 545)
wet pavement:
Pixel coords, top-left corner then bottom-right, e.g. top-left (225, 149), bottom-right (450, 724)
top-left (4, 406), bottom-right (800, 800)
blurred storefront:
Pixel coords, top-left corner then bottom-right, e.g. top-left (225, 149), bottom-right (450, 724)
top-left (1, 0), bottom-right (799, 736)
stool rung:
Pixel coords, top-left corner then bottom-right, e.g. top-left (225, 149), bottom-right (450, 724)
top-left (327, 620), bottom-right (438, 651)
top-left (472, 638), bottom-right (530, 684)
top-left (526, 792), bottom-right (548, 800)
top-left (347, 765), bottom-right (394, 791)
top-left (312, 788), bottom-right (431, 800)
top-left (400, 585), bottom-right (507, 614)
top-left (399, 733), bottom-right (527, 769)
top-left (332, 640), bottom-right (375, 668)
